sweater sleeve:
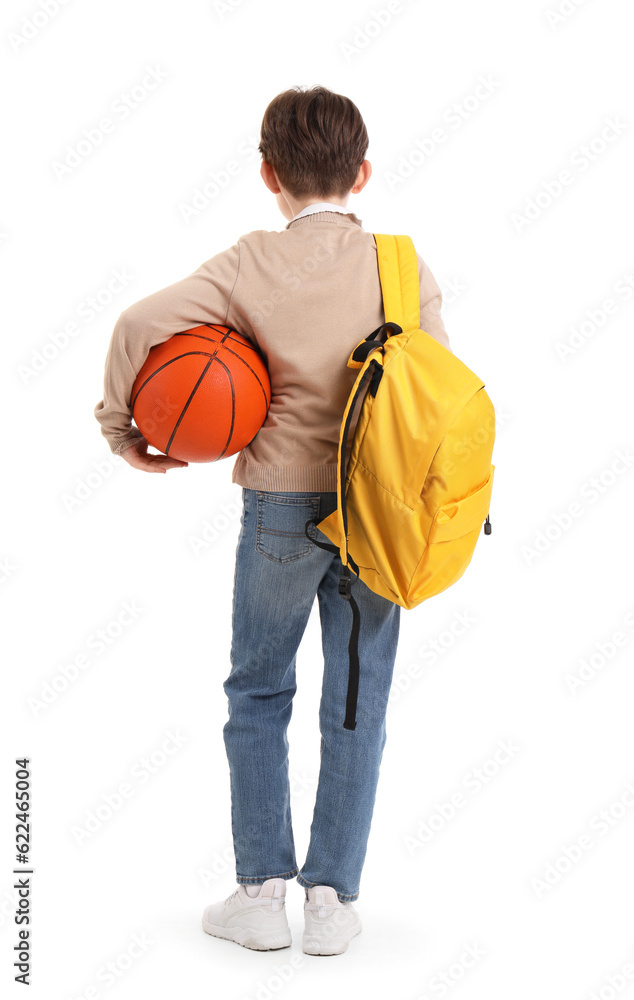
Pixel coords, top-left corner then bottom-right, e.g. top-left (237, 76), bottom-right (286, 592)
top-left (93, 242), bottom-right (241, 455)
top-left (416, 252), bottom-right (452, 353)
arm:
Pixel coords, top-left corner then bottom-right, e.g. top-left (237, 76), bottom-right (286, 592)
top-left (93, 241), bottom-right (242, 467)
top-left (416, 252), bottom-right (452, 353)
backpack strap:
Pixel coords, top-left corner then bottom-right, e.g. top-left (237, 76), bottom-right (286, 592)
top-left (373, 234), bottom-right (420, 334)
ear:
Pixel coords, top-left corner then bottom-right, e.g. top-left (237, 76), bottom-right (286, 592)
top-left (351, 160), bottom-right (372, 194)
top-left (260, 160), bottom-right (281, 194)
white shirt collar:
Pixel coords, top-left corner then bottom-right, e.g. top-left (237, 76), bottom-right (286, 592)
top-left (290, 201), bottom-right (350, 223)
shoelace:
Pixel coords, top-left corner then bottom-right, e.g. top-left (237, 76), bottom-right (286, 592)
top-left (224, 888), bottom-right (240, 909)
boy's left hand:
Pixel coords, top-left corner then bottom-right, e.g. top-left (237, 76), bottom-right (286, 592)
top-left (120, 439), bottom-right (189, 473)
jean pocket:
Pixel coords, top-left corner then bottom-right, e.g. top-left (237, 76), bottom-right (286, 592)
top-left (255, 493), bottom-right (321, 564)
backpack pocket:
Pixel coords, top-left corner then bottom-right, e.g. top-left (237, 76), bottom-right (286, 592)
top-left (430, 465), bottom-right (495, 543)
top-left (411, 465), bottom-right (495, 601)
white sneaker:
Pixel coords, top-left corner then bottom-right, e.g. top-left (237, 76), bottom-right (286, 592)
top-left (303, 885), bottom-right (362, 955)
top-left (202, 878), bottom-right (292, 951)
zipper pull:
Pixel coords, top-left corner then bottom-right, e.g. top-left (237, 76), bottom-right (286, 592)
top-left (484, 515), bottom-right (492, 535)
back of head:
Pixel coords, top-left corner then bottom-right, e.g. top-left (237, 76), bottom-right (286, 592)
top-left (258, 85), bottom-right (369, 200)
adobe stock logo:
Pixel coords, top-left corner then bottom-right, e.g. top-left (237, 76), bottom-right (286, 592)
top-left (415, 943), bottom-right (486, 1000)
top-left (27, 600), bottom-right (145, 716)
top-left (70, 730), bottom-right (189, 846)
top-left (545, 0), bottom-right (596, 30)
top-left (554, 270), bottom-right (634, 362)
top-left (61, 455), bottom-right (125, 513)
top-left (531, 780), bottom-right (634, 898)
top-left (521, 448), bottom-right (634, 565)
top-left (50, 66), bottom-right (168, 180)
top-left (339, 1), bottom-right (415, 62)
top-left (510, 116), bottom-right (628, 234)
top-left (383, 76), bottom-right (501, 192)
top-left (178, 136), bottom-right (259, 223)
top-left (563, 608), bottom-right (634, 695)
top-left (212, 0), bottom-right (248, 17)
top-left (7, 0), bottom-right (74, 52)
top-left (18, 268), bottom-right (133, 384)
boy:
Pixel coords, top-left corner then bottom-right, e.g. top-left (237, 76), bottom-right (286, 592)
top-left (94, 85), bottom-right (451, 956)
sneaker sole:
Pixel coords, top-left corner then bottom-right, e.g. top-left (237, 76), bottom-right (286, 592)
top-left (202, 916), bottom-right (292, 951)
top-left (302, 920), bottom-right (362, 956)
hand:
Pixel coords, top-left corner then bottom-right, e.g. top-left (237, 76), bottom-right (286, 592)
top-left (120, 438), bottom-right (189, 473)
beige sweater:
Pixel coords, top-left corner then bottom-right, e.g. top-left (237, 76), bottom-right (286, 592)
top-left (93, 210), bottom-right (451, 491)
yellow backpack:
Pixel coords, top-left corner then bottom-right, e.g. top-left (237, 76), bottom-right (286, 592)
top-left (306, 233), bottom-right (496, 730)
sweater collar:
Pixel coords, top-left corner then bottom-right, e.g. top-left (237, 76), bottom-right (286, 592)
top-left (285, 210), bottom-right (363, 231)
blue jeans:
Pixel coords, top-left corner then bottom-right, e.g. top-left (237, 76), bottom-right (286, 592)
top-left (222, 488), bottom-right (401, 902)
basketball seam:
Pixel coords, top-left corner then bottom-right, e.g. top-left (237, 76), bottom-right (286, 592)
top-left (165, 358), bottom-right (212, 455)
top-left (132, 348), bottom-right (269, 414)
top-left (163, 327), bottom-right (234, 455)
top-left (215, 359), bottom-right (236, 460)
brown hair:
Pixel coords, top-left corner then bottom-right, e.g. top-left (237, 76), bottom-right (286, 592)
top-left (258, 85), bottom-right (369, 200)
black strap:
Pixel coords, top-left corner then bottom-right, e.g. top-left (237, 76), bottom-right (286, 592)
top-left (342, 577), bottom-right (361, 730)
top-left (350, 321), bottom-right (401, 363)
top-left (305, 354), bottom-right (386, 730)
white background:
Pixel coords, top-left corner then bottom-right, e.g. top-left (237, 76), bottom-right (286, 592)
top-left (2, 0), bottom-right (634, 997)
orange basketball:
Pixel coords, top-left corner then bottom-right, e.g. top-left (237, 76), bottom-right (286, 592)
top-left (131, 324), bottom-right (271, 463)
